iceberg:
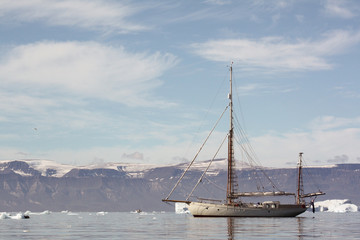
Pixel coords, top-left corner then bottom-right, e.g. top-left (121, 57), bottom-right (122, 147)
top-left (175, 202), bottom-right (190, 214)
top-left (0, 212), bottom-right (29, 219)
top-left (314, 199), bottom-right (358, 213)
top-left (60, 210), bottom-right (78, 215)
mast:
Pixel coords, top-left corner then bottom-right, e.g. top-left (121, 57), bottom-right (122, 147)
top-left (297, 152), bottom-right (304, 204)
top-left (227, 63), bottom-right (235, 204)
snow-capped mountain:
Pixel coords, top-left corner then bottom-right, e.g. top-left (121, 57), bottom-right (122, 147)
top-left (0, 158), bottom-right (247, 178)
top-left (0, 159), bottom-right (359, 212)
top-left (0, 159), bottom-right (162, 178)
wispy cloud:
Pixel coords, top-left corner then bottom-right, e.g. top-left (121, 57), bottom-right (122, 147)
top-left (2, 114), bottom-right (359, 167)
top-left (295, 14), bottom-right (304, 23)
top-left (249, 0), bottom-right (295, 13)
top-left (0, 0), bottom-right (148, 33)
top-left (203, 0), bottom-right (232, 6)
top-left (238, 83), bottom-right (262, 93)
top-left (236, 83), bottom-right (296, 96)
top-left (309, 115), bottom-right (360, 131)
top-left (324, 0), bottom-right (356, 19)
top-left (334, 85), bottom-right (360, 99)
top-left (0, 41), bottom-right (177, 107)
top-left (0, 92), bottom-right (59, 118)
top-left (191, 29), bottom-right (360, 71)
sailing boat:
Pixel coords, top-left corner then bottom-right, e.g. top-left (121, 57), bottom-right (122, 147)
top-left (162, 64), bottom-right (324, 217)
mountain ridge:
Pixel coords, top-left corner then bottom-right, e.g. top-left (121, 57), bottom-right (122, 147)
top-left (0, 159), bottom-right (359, 212)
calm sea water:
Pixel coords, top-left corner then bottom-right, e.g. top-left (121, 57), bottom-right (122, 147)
top-left (0, 211), bottom-right (359, 239)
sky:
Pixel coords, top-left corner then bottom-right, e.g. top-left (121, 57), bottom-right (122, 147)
top-left (0, 0), bottom-right (360, 168)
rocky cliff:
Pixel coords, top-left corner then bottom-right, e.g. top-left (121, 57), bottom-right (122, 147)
top-left (0, 159), bottom-right (358, 212)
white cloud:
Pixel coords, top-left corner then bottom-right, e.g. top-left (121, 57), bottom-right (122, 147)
top-left (0, 140), bottom-right (192, 166)
top-left (324, 0), bottom-right (356, 19)
top-left (1, 114), bottom-right (359, 168)
top-left (191, 30), bottom-right (360, 71)
top-left (250, 0), bottom-right (295, 13)
top-left (235, 83), bottom-right (296, 96)
top-left (0, 0), bottom-right (147, 33)
top-left (3, 116), bottom-right (359, 168)
top-left (0, 41), bottom-right (177, 107)
top-left (275, 0), bottom-right (293, 9)
top-left (250, 116), bottom-right (360, 167)
top-left (238, 83), bottom-right (262, 92)
top-left (272, 13), bottom-right (281, 24)
top-left (309, 116), bottom-right (360, 131)
top-left (0, 92), bottom-right (59, 118)
top-left (334, 85), bottom-right (360, 99)
top-left (295, 14), bottom-right (304, 23)
top-left (122, 152), bottom-right (144, 161)
top-left (203, 0), bottom-right (231, 5)
top-left (327, 154), bottom-right (349, 163)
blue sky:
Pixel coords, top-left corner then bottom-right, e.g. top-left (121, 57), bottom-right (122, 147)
top-left (0, 0), bottom-right (360, 167)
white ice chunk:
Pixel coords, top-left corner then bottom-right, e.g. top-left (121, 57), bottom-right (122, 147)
top-left (25, 210), bottom-right (51, 215)
top-left (0, 212), bottom-right (29, 219)
top-left (314, 199), bottom-right (358, 213)
top-left (175, 202), bottom-right (190, 214)
top-left (96, 211), bottom-right (108, 216)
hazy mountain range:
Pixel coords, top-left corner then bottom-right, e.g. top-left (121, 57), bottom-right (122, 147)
top-left (0, 159), bottom-right (359, 212)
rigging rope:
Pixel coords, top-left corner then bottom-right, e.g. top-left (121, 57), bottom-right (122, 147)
top-left (164, 104), bottom-right (229, 200)
top-left (231, 81), bottom-right (283, 192)
top-left (181, 71), bottom-right (228, 169)
top-left (203, 175), bottom-right (227, 192)
top-left (301, 156), bottom-right (323, 192)
top-left (186, 133), bottom-right (228, 200)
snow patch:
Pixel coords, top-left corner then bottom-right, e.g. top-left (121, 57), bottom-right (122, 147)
top-left (0, 159), bottom-right (75, 177)
top-left (13, 170), bottom-right (33, 177)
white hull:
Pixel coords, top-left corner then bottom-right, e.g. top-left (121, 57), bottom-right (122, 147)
top-left (189, 201), bottom-right (307, 217)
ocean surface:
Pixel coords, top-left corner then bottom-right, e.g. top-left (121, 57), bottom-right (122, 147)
top-left (0, 211), bottom-right (359, 239)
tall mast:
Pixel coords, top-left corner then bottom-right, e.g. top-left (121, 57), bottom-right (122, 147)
top-left (297, 152), bottom-right (304, 204)
top-left (227, 63), bottom-right (235, 204)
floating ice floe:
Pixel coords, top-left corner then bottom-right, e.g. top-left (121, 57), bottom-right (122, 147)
top-left (39, 210), bottom-right (51, 215)
top-left (60, 210), bottom-right (78, 215)
top-left (314, 199), bottom-right (358, 213)
top-left (175, 202), bottom-right (190, 214)
top-left (0, 212), bottom-right (29, 219)
top-left (130, 210), bottom-right (141, 214)
top-left (66, 212), bottom-right (79, 216)
top-left (24, 210), bottom-right (51, 215)
top-left (139, 212), bottom-right (154, 215)
top-left (96, 211), bottom-right (108, 216)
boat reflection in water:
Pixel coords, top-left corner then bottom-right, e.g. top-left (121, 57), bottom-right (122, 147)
top-left (225, 216), bottom-right (308, 240)
top-left (227, 218), bottom-right (234, 240)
